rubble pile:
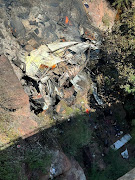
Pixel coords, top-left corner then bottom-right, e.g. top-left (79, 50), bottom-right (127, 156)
top-left (23, 41), bottom-right (98, 113)
top-left (0, 0), bottom-right (102, 115)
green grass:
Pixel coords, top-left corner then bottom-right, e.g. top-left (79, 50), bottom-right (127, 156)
top-left (88, 149), bottom-right (135, 180)
top-left (0, 149), bottom-right (22, 180)
top-left (24, 149), bottom-right (52, 174)
top-left (0, 144), bottom-right (52, 180)
top-left (57, 113), bottom-right (91, 156)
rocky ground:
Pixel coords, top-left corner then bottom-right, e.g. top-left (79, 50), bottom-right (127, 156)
top-left (0, 0), bottom-right (102, 146)
top-left (0, 0), bottom-right (135, 180)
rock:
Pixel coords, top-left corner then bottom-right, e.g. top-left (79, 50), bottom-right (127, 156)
top-left (39, 150), bottom-right (86, 180)
top-left (28, 32), bottom-right (41, 43)
top-left (63, 87), bottom-right (75, 99)
top-left (34, 28), bottom-right (39, 35)
top-left (58, 159), bottom-right (86, 180)
top-left (83, 0), bottom-right (116, 31)
top-left (44, 15), bottom-right (50, 22)
top-left (0, 30), bottom-right (4, 39)
top-left (10, 17), bottom-right (26, 38)
top-left (29, 20), bottom-right (38, 26)
top-left (0, 55), bottom-right (29, 110)
top-left (0, 44), bottom-right (4, 55)
top-left (39, 150), bottom-right (72, 180)
top-left (0, 55), bottom-right (38, 147)
top-left (15, 6), bottom-right (30, 19)
top-left (29, 6), bottom-right (40, 19)
top-left (22, 19), bottom-right (31, 30)
top-left (36, 14), bottom-right (45, 23)
top-left (49, 2), bottom-right (59, 7)
top-left (55, 100), bottom-right (68, 114)
top-left (51, 151), bottom-right (72, 177)
top-left (0, 7), bottom-right (7, 19)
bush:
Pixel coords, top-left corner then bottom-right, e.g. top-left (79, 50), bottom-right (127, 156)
top-left (57, 113), bottom-right (91, 156)
top-left (24, 149), bottom-right (52, 173)
top-left (89, 150), bottom-right (135, 180)
top-left (0, 145), bottom-right (52, 180)
top-left (131, 119), bottom-right (135, 144)
top-left (0, 150), bottom-right (22, 180)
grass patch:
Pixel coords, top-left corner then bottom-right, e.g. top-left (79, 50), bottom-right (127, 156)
top-left (0, 143), bottom-right (52, 180)
top-left (0, 148), bottom-right (23, 180)
top-left (88, 149), bottom-right (135, 180)
top-left (24, 149), bottom-right (52, 174)
top-left (57, 113), bottom-right (92, 156)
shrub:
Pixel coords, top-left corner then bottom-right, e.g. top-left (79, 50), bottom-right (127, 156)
top-left (57, 113), bottom-right (91, 156)
top-left (24, 149), bottom-right (52, 174)
top-left (89, 150), bottom-right (135, 180)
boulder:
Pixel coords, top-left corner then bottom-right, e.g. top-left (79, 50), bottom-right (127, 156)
top-left (0, 55), bottom-right (29, 110)
top-left (39, 150), bottom-right (71, 180)
top-left (83, 0), bottom-right (116, 31)
top-left (39, 151), bottom-right (86, 180)
top-left (58, 159), bottom-right (86, 180)
top-left (10, 17), bottom-right (26, 38)
top-left (0, 55), bottom-right (38, 147)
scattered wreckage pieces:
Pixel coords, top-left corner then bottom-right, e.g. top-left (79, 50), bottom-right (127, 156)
top-left (47, 41), bottom-right (78, 52)
top-left (68, 42), bottom-right (90, 54)
top-left (91, 83), bottom-right (104, 106)
top-left (25, 45), bottom-right (64, 79)
top-left (58, 65), bottom-right (83, 87)
top-left (71, 72), bottom-right (89, 92)
top-left (39, 82), bottom-right (54, 110)
top-left (25, 41), bottom-right (90, 80)
top-left (110, 134), bottom-right (132, 150)
top-left (121, 149), bottom-right (129, 159)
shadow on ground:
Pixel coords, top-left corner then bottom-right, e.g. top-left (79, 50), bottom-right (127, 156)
top-left (0, 104), bottom-right (135, 180)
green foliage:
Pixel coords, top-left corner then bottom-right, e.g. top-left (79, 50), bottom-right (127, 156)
top-left (89, 150), bottom-right (135, 180)
top-left (102, 6), bottom-right (135, 96)
top-left (119, 64), bottom-right (135, 95)
top-left (131, 119), bottom-right (135, 144)
top-left (0, 145), bottom-right (52, 180)
top-left (131, 119), bottom-right (135, 126)
top-left (124, 99), bottom-right (135, 111)
top-left (104, 150), bottom-right (130, 179)
top-left (0, 150), bottom-right (22, 180)
top-left (113, 0), bottom-right (133, 9)
top-left (124, 99), bottom-right (135, 144)
top-left (57, 114), bottom-right (91, 156)
top-left (88, 166), bottom-right (107, 180)
top-left (24, 149), bottom-right (52, 173)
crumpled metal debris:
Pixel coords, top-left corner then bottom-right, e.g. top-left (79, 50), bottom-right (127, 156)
top-left (110, 134), bottom-right (132, 150)
top-left (25, 44), bottom-right (64, 79)
top-left (92, 83), bottom-right (103, 105)
top-left (71, 72), bottom-right (88, 92)
top-left (25, 41), bottom-right (90, 80)
top-left (121, 149), bottom-right (129, 159)
top-left (24, 41), bottom-right (92, 110)
top-left (50, 165), bottom-right (56, 179)
top-left (23, 40), bottom-right (101, 111)
top-left (47, 41), bottom-right (78, 52)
